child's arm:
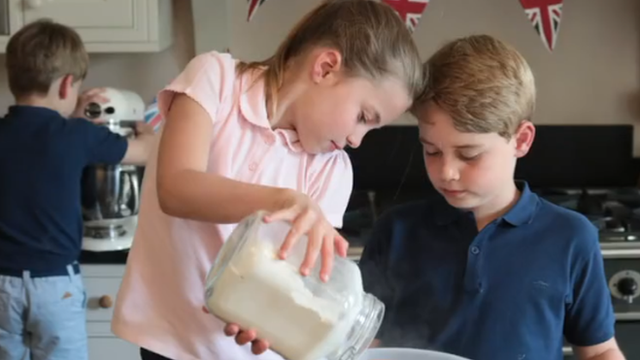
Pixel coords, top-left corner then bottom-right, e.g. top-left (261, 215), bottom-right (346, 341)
top-left (573, 338), bottom-right (624, 360)
top-left (158, 93), bottom-right (344, 277)
top-left (72, 88), bottom-right (155, 166)
top-left (120, 123), bottom-right (155, 165)
top-left (564, 225), bottom-right (625, 360)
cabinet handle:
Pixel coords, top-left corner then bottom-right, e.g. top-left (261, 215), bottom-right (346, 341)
top-left (98, 295), bottom-right (113, 309)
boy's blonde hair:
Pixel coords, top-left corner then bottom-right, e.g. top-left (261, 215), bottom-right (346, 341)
top-left (5, 18), bottom-right (89, 98)
top-left (416, 35), bottom-right (536, 139)
top-left (237, 0), bottom-right (423, 116)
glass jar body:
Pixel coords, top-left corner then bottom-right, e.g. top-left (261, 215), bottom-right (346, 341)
top-left (205, 211), bottom-right (384, 360)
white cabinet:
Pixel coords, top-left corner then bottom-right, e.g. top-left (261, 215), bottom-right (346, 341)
top-left (0, 0), bottom-right (172, 53)
top-left (82, 264), bottom-right (139, 360)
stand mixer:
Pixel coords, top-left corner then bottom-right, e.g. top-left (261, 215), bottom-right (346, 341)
top-left (81, 88), bottom-right (146, 252)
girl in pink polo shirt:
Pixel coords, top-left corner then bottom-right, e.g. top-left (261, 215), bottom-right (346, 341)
top-left (111, 1), bottom-right (423, 360)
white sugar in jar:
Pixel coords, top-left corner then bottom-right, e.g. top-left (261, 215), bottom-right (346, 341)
top-left (204, 211), bottom-right (384, 360)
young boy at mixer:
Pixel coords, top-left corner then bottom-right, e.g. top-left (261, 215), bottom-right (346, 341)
top-left (0, 19), bottom-right (154, 360)
top-left (358, 35), bottom-right (626, 360)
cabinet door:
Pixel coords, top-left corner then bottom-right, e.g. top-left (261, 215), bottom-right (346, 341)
top-left (88, 337), bottom-right (139, 360)
top-left (0, 0), bottom-right (25, 50)
top-left (22, 0), bottom-right (153, 43)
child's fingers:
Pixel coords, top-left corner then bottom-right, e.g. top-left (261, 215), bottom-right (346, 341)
top-left (278, 210), bottom-right (313, 259)
top-left (299, 224), bottom-right (323, 277)
top-left (235, 329), bottom-right (257, 346)
top-left (334, 233), bottom-right (349, 258)
top-left (251, 339), bottom-right (270, 355)
top-left (83, 87), bottom-right (107, 97)
top-left (223, 323), bottom-right (239, 336)
top-left (319, 234), bottom-right (335, 282)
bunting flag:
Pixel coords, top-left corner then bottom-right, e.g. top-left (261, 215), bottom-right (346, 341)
top-left (144, 96), bottom-right (163, 133)
top-left (519, 0), bottom-right (563, 52)
top-left (382, 0), bottom-right (430, 33)
top-left (247, 0), bottom-right (269, 22)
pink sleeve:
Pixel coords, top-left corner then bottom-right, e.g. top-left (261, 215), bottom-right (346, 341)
top-left (309, 151), bottom-right (354, 229)
top-left (156, 51), bottom-right (235, 124)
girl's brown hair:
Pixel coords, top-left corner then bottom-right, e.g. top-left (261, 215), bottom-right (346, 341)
top-left (237, 0), bottom-right (424, 116)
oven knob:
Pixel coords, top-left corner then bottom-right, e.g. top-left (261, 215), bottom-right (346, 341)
top-left (618, 277), bottom-right (638, 297)
top-left (609, 270), bottom-right (640, 303)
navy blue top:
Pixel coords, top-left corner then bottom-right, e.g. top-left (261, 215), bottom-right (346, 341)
top-left (359, 182), bottom-right (614, 360)
top-left (0, 106), bottom-right (128, 272)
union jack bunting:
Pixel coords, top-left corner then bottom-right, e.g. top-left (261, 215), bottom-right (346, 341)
top-left (382, 0), bottom-right (429, 33)
top-left (144, 96), bottom-right (163, 133)
top-left (519, 0), bottom-right (563, 52)
top-left (247, 0), bottom-right (269, 22)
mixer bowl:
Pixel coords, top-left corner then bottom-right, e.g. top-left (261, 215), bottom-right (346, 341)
top-left (358, 347), bottom-right (471, 360)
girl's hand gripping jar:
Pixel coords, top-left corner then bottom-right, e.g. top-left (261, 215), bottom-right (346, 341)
top-left (204, 211), bottom-right (384, 360)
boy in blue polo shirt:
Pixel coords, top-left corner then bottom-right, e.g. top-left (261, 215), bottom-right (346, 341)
top-left (359, 35), bottom-right (625, 360)
top-left (0, 19), bottom-right (154, 360)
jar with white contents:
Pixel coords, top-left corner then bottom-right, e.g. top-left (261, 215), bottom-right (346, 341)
top-left (204, 211), bottom-right (384, 360)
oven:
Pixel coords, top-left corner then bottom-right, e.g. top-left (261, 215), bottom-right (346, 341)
top-left (540, 188), bottom-right (640, 359)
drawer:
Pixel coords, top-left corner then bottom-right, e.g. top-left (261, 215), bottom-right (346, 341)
top-left (83, 276), bottom-right (121, 322)
top-left (81, 265), bottom-right (126, 322)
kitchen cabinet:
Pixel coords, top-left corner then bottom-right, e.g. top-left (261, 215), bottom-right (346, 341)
top-left (82, 264), bottom-right (139, 360)
top-left (0, 0), bottom-right (172, 53)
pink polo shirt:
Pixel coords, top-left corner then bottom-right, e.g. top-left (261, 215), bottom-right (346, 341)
top-left (111, 52), bottom-right (353, 360)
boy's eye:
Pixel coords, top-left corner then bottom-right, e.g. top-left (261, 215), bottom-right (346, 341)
top-left (459, 153), bottom-right (480, 161)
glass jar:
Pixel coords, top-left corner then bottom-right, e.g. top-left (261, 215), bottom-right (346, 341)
top-left (204, 211), bottom-right (384, 360)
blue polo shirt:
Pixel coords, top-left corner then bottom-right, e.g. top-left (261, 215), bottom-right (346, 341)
top-left (359, 182), bottom-right (614, 360)
top-left (0, 106), bottom-right (128, 273)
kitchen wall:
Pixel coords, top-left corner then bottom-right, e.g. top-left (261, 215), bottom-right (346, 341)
top-left (0, 0), bottom-right (196, 110)
top-left (0, 0), bottom-right (638, 151)
top-left (197, 0), bottom-right (640, 153)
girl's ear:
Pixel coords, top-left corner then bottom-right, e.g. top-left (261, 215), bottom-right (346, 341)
top-left (310, 48), bottom-right (342, 84)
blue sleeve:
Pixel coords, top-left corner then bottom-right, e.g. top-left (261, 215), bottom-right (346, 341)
top-left (71, 118), bottom-right (128, 165)
top-left (358, 213), bottom-right (396, 342)
top-left (564, 225), bottom-right (615, 346)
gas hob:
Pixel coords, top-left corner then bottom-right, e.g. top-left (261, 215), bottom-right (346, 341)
top-left (537, 188), bottom-right (640, 257)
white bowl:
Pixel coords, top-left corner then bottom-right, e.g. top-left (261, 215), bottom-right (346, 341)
top-left (358, 347), bottom-right (471, 360)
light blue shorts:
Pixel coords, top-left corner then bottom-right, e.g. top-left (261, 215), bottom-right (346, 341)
top-left (0, 263), bottom-right (88, 360)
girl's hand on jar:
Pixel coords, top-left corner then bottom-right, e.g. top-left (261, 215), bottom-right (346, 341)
top-left (202, 306), bottom-right (270, 354)
top-left (266, 189), bottom-right (349, 282)
top-left (224, 323), bottom-right (270, 355)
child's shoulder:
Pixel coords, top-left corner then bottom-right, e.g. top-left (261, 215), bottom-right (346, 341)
top-left (535, 197), bottom-right (598, 239)
top-left (529, 197), bottom-right (600, 259)
top-left (185, 50), bottom-right (239, 78)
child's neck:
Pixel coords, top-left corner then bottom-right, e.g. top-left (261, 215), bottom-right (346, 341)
top-left (472, 181), bottom-right (521, 231)
top-left (15, 95), bottom-right (62, 114)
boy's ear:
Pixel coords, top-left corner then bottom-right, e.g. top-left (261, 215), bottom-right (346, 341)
top-left (514, 120), bottom-right (535, 158)
top-left (58, 74), bottom-right (75, 100)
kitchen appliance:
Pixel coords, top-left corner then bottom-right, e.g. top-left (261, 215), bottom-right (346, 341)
top-left (538, 188), bottom-right (640, 305)
top-left (81, 87), bottom-right (146, 252)
top-left (537, 187), bottom-right (640, 359)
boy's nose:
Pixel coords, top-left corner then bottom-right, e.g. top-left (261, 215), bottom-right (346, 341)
top-left (440, 163), bottom-right (460, 182)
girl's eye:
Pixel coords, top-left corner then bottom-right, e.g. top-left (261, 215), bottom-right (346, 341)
top-left (425, 150), bottom-right (440, 157)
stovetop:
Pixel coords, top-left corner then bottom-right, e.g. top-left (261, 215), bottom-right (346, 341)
top-left (537, 188), bottom-right (640, 251)
top-left (341, 187), bottom-right (640, 252)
